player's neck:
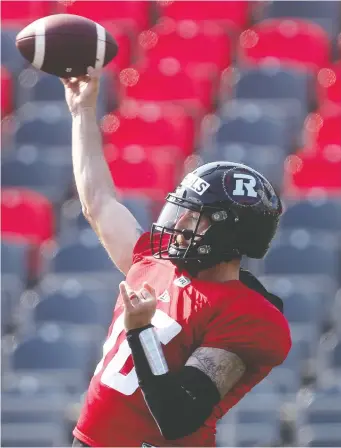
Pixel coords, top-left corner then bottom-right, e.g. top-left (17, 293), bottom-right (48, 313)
top-left (197, 259), bottom-right (240, 283)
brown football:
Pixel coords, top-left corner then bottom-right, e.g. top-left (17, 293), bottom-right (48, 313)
top-left (16, 14), bottom-right (119, 78)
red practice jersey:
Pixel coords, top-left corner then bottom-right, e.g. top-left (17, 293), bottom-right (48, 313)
top-left (74, 233), bottom-right (291, 447)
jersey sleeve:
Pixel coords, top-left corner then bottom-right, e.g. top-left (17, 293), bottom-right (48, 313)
top-left (201, 304), bottom-right (292, 368)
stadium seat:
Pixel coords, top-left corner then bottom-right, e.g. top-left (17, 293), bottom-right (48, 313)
top-left (1, 240), bottom-right (29, 284)
top-left (1, 380), bottom-right (69, 446)
top-left (137, 21), bottom-right (232, 76)
top-left (284, 151), bottom-right (341, 196)
top-left (1, 0), bottom-right (55, 26)
top-left (317, 61), bottom-right (341, 107)
top-left (264, 236), bottom-right (339, 277)
top-left (284, 292), bottom-right (322, 327)
top-left (238, 19), bottom-right (330, 72)
top-left (1, 66), bottom-right (13, 117)
top-left (2, 380), bottom-right (67, 425)
top-left (330, 341), bottom-right (341, 370)
top-left (15, 117), bottom-right (72, 147)
top-left (105, 143), bottom-right (184, 199)
top-left (33, 290), bottom-right (112, 328)
top-left (304, 392), bottom-right (341, 424)
top-left (281, 199), bottom-right (341, 231)
top-left (1, 28), bottom-right (27, 72)
top-left (1, 422), bottom-right (67, 447)
top-left (102, 104), bottom-right (195, 157)
top-left (200, 108), bottom-right (289, 188)
top-left (158, 0), bottom-right (250, 32)
top-left (48, 231), bottom-right (117, 276)
top-left (299, 423), bottom-right (341, 447)
top-left (214, 110), bottom-right (290, 150)
top-left (1, 150), bottom-right (73, 203)
top-left (121, 65), bottom-right (214, 114)
top-left (12, 326), bottom-right (90, 371)
top-left (16, 68), bottom-right (113, 118)
top-left (1, 274), bottom-right (24, 334)
top-left (232, 66), bottom-right (313, 133)
top-left (26, 73), bottom-right (66, 102)
top-left (265, 0), bottom-right (341, 39)
top-left (1, 188), bottom-right (54, 245)
top-left (1, 287), bottom-right (13, 335)
top-left (122, 196), bottom-right (154, 232)
top-left (267, 342), bottom-right (302, 393)
top-left (310, 112), bottom-right (341, 148)
top-left (234, 422), bottom-right (281, 447)
top-left (234, 391), bottom-right (280, 424)
top-left (62, 0), bottom-right (150, 32)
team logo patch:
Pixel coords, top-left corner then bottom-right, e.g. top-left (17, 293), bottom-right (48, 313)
top-left (223, 169), bottom-right (262, 206)
top-left (174, 276), bottom-right (191, 287)
top-left (158, 290), bottom-right (170, 302)
top-left (181, 173), bottom-right (210, 196)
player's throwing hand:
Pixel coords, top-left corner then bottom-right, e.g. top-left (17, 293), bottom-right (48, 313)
top-left (60, 66), bottom-right (100, 116)
top-left (120, 282), bottom-right (157, 331)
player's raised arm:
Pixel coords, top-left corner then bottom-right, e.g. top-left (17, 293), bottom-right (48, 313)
top-left (61, 68), bottom-right (142, 275)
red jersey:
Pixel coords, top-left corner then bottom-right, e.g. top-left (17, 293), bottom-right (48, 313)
top-left (74, 233), bottom-right (291, 447)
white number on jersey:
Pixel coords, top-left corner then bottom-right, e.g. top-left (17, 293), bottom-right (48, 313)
top-left (94, 309), bottom-right (182, 395)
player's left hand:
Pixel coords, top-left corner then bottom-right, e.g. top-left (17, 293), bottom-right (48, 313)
top-left (120, 281), bottom-right (157, 331)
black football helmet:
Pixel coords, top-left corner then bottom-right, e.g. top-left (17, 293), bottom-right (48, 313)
top-left (151, 161), bottom-right (282, 276)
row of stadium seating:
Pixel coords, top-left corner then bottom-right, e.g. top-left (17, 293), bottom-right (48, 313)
top-left (1, 1), bottom-right (341, 446)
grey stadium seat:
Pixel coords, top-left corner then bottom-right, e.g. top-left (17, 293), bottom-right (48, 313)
top-left (1, 28), bottom-right (26, 72)
top-left (33, 290), bottom-right (113, 328)
top-left (15, 117), bottom-right (72, 147)
top-left (122, 195), bottom-right (154, 231)
top-left (49, 232), bottom-right (118, 275)
top-left (265, 0), bottom-right (341, 40)
top-left (264, 239), bottom-right (339, 277)
top-left (1, 153), bottom-right (73, 203)
top-left (267, 342), bottom-right (302, 394)
top-left (12, 327), bottom-right (90, 371)
top-left (232, 67), bottom-right (314, 134)
top-left (281, 199), bottom-right (341, 232)
top-left (1, 240), bottom-right (29, 283)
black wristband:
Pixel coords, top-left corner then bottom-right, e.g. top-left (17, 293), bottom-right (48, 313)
top-left (126, 324), bottom-right (168, 385)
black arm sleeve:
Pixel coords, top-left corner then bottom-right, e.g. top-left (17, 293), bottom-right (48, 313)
top-left (126, 326), bottom-right (221, 440)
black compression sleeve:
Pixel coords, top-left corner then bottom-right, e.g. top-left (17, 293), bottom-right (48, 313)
top-left (126, 327), bottom-right (220, 440)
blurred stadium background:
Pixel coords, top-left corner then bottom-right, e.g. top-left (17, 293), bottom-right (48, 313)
top-left (1, 0), bottom-right (341, 446)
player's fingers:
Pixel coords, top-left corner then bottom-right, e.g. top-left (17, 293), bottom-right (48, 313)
top-left (87, 66), bottom-right (101, 79)
top-left (142, 283), bottom-right (156, 301)
top-left (119, 282), bottom-right (135, 311)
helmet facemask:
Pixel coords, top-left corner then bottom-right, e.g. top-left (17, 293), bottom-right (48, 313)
top-left (151, 193), bottom-right (240, 276)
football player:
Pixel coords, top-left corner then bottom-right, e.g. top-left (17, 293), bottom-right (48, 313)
top-left (62, 68), bottom-right (291, 448)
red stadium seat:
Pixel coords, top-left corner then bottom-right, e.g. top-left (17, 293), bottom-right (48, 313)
top-left (102, 103), bottom-right (195, 157)
top-left (1, 188), bottom-right (54, 245)
top-left (303, 111), bottom-right (341, 149)
top-left (1, 66), bottom-right (12, 118)
top-left (239, 19), bottom-right (330, 72)
top-left (158, 0), bottom-right (250, 32)
top-left (137, 20), bottom-right (232, 76)
top-left (104, 144), bottom-right (184, 199)
top-left (1, 0), bottom-right (54, 26)
top-left (317, 61), bottom-right (341, 107)
top-left (62, 1), bottom-right (150, 32)
top-left (284, 151), bottom-right (341, 196)
top-left (120, 65), bottom-right (214, 114)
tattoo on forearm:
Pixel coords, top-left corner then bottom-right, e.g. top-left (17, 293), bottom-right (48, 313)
top-left (186, 347), bottom-right (246, 398)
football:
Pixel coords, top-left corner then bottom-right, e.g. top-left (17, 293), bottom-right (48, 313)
top-left (16, 14), bottom-right (118, 78)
